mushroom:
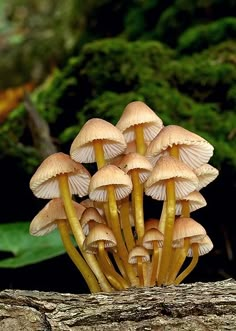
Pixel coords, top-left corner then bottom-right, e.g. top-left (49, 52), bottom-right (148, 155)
top-left (70, 118), bottom-right (127, 169)
top-left (84, 223), bottom-right (129, 290)
top-left (29, 198), bottom-right (100, 293)
top-left (116, 101), bottom-right (163, 155)
top-left (142, 228), bottom-right (164, 286)
top-left (128, 246), bottom-right (150, 287)
top-left (174, 235), bottom-right (213, 285)
top-left (193, 163), bottom-right (219, 191)
top-left (80, 207), bottom-right (106, 236)
top-left (89, 164), bottom-right (137, 286)
top-left (118, 152), bottom-right (153, 243)
top-left (175, 190), bottom-right (207, 217)
top-left (29, 152), bottom-right (112, 292)
top-left (144, 155), bottom-right (199, 285)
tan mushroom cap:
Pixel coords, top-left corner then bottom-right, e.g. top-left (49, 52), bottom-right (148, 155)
top-left (146, 125), bottom-right (214, 169)
top-left (30, 152), bottom-right (91, 199)
top-left (144, 155), bottom-right (199, 200)
top-left (70, 118), bottom-right (127, 163)
top-left (175, 191), bottom-right (207, 215)
top-left (85, 223), bottom-right (117, 250)
top-left (173, 217), bottom-right (206, 243)
top-left (193, 164), bottom-right (219, 190)
top-left (142, 228), bottom-right (164, 249)
top-left (144, 218), bottom-right (160, 231)
top-left (118, 152), bottom-right (153, 183)
top-left (187, 235), bottom-right (213, 257)
top-left (30, 198), bottom-right (85, 236)
top-left (116, 101), bottom-right (163, 142)
top-left (128, 246), bottom-right (150, 264)
top-left (80, 207), bottom-right (106, 236)
top-left (89, 164), bottom-right (133, 201)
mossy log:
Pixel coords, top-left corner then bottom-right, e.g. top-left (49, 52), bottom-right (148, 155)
top-left (0, 279), bottom-right (235, 330)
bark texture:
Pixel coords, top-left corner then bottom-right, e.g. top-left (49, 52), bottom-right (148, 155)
top-left (0, 279), bottom-right (235, 330)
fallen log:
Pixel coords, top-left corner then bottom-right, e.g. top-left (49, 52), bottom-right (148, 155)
top-left (0, 278), bottom-right (235, 330)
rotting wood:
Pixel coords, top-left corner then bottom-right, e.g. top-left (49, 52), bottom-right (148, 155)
top-left (0, 279), bottom-right (235, 330)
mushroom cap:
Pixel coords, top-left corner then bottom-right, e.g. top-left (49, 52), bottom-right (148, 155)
top-left (175, 191), bottom-right (207, 215)
top-left (187, 235), bottom-right (213, 257)
top-left (89, 164), bottom-right (133, 201)
top-left (30, 152), bottom-right (91, 199)
top-left (128, 245), bottom-right (150, 264)
top-left (80, 207), bottom-right (106, 236)
top-left (70, 118), bottom-right (127, 163)
top-left (146, 125), bottom-right (214, 169)
top-left (193, 163), bottom-right (219, 190)
top-left (84, 223), bottom-right (117, 251)
top-left (144, 155), bottom-right (199, 200)
top-left (144, 218), bottom-right (160, 231)
top-left (118, 152), bottom-right (153, 183)
top-left (30, 198), bottom-right (85, 236)
top-left (116, 101), bottom-right (163, 142)
top-left (142, 228), bottom-right (164, 249)
top-left (173, 217), bottom-right (206, 242)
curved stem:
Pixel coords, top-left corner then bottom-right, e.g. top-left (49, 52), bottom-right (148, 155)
top-left (57, 219), bottom-right (101, 293)
top-left (134, 125), bottom-right (146, 155)
top-left (131, 170), bottom-right (144, 244)
top-left (107, 185), bottom-right (138, 286)
top-left (58, 174), bottom-right (113, 292)
top-left (119, 197), bottom-right (135, 252)
top-left (98, 242), bottom-right (129, 290)
top-left (174, 243), bottom-right (199, 285)
top-left (150, 241), bottom-right (159, 286)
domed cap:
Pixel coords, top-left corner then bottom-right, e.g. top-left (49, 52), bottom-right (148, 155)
top-left (85, 223), bottom-right (117, 251)
top-left (118, 152), bottom-right (153, 183)
top-left (146, 125), bottom-right (214, 169)
top-left (142, 228), bottom-right (164, 249)
top-left (30, 152), bottom-right (91, 198)
top-left (175, 191), bottom-right (207, 215)
top-left (116, 101), bottom-right (163, 142)
top-left (128, 246), bottom-right (150, 264)
top-left (173, 217), bottom-right (206, 242)
top-left (144, 155), bottom-right (199, 200)
top-left (70, 118), bottom-right (127, 163)
top-left (89, 164), bottom-right (133, 201)
top-left (187, 235), bottom-right (213, 257)
top-left (193, 163), bottom-right (219, 190)
top-left (80, 207), bottom-right (106, 236)
top-left (30, 198), bottom-right (85, 236)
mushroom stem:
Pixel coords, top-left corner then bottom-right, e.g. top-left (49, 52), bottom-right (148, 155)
top-left (181, 200), bottom-right (190, 217)
top-left (131, 170), bottom-right (145, 243)
top-left (119, 197), bottom-right (135, 252)
top-left (134, 124), bottom-right (146, 155)
top-left (150, 241), bottom-right (159, 286)
top-left (98, 241), bottom-right (129, 290)
top-left (58, 174), bottom-right (113, 292)
top-left (107, 185), bottom-right (138, 286)
top-left (166, 238), bottom-right (190, 284)
top-left (157, 178), bottom-right (176, 285)
top-left (137, 256), bottom-right (144, 287)
top-left (57, 219), bottom-right (101, 293)
top-left (93, 140), bottom-right (106, 169)
top-left (174, 243), bottom-right (199, 285)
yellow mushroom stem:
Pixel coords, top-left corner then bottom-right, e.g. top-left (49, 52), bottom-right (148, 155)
top-left (97, 241), bottom-right (129, 290)
top-left (134, 124), bottom-right (146, 155)
top-left (157, 178), bottom-right (176, 285)
top-left (107, 185), bottom-right (138, 286)
top-left (137, 256), bottom-right (144, 287)
top-left (174, 243), bottom-right (199, 285)
top-left (93, 139), bottom-right (106, 169)
top-left (57, 219), bottom-right (101, 293)
top-left (131, 170), bottom-right (145, 244)
top-left (119, 197), bottom-right (135, 252)
top-left (166, 238), bottom-right (190, 285)
top-left (181, 200), bottom-right (190, 217)
top-left (150, 241), bottom-right (159, 286)
top-left (58, 174), bottom-right (113, 292)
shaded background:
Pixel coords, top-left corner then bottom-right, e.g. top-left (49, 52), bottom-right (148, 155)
top-left (0, 0), bottom-right (235, 294)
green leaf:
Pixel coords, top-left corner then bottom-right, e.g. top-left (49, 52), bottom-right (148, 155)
top-left (0, 222), bottom-right (66, 268)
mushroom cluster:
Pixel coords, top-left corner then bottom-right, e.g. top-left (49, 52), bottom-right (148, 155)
top-left (29, 101), bottom-right (218, 292)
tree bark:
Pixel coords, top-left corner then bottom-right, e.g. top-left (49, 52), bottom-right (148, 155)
top-left (0, 279), bottom-right (235, 330)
